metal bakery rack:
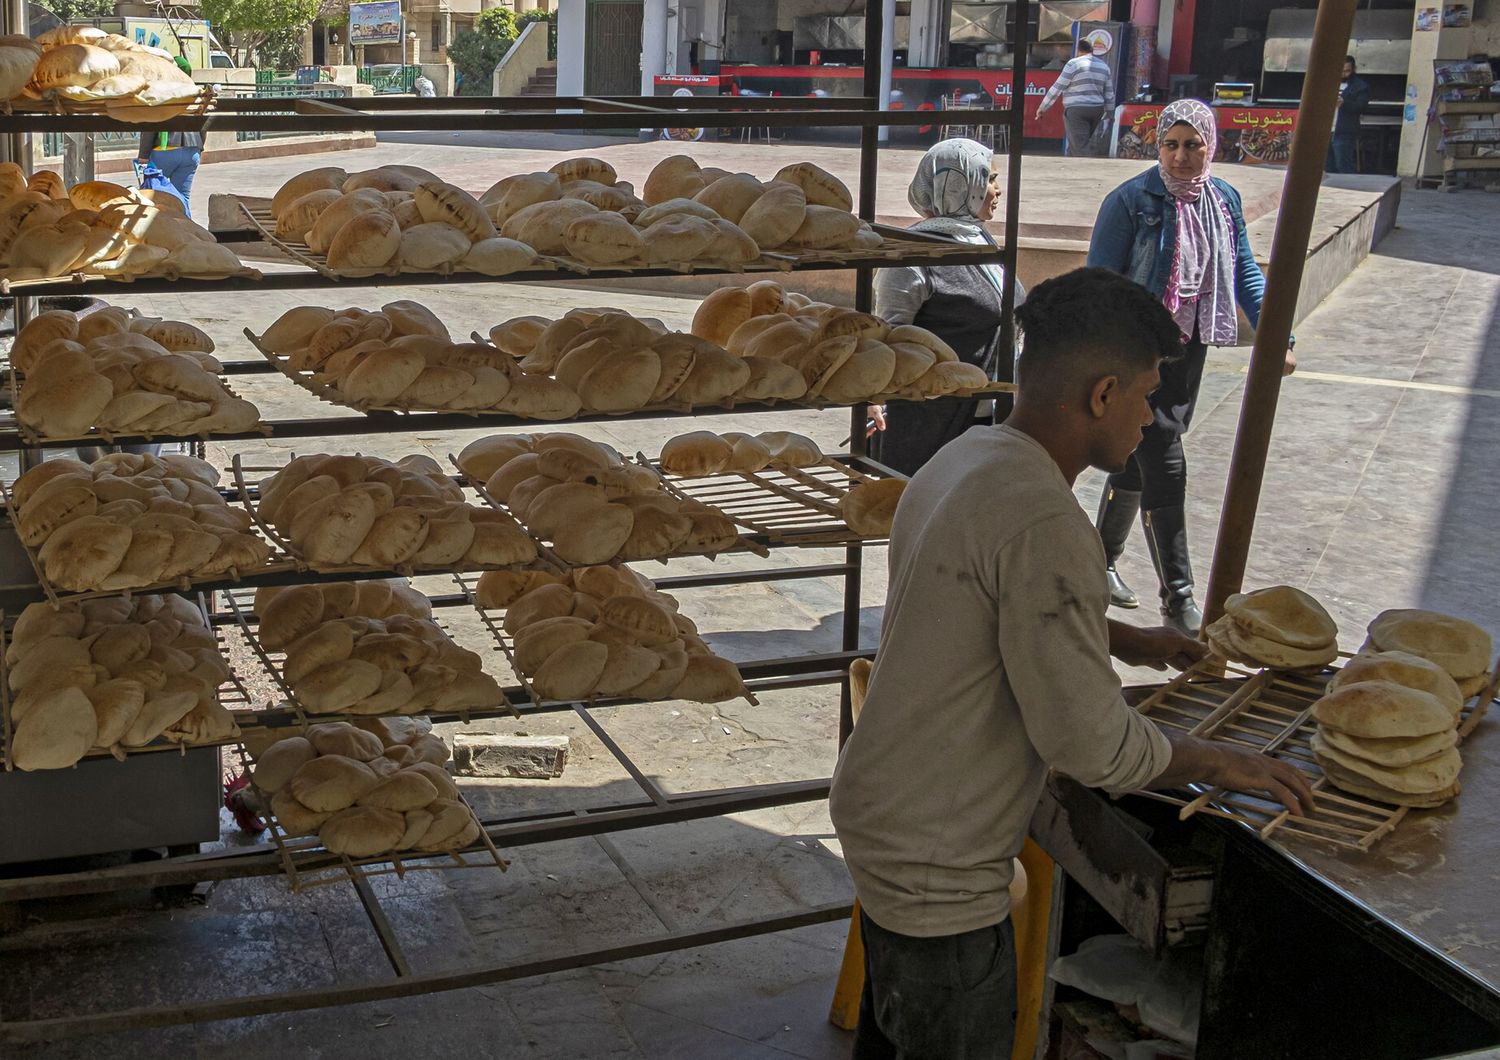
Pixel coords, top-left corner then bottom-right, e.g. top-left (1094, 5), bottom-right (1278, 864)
top-left (0, 0), bottom-right (1033, 1037)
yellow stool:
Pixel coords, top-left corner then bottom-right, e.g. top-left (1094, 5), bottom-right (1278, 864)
top-left (828, 661), bottom-right (1056, 1059)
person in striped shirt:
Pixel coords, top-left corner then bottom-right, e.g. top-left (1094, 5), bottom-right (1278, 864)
top-left (1036, 38), bottom-right (1115, 157)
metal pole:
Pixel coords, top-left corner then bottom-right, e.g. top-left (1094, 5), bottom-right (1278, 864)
top-left (841, 0), bottom-right (886, 746)
top-left (877, 0), bottom-right (895, 143)
top-left (1201, 0), bottom-right (1359, 626)
top-left (997, 0), bottom-right (1028, 365)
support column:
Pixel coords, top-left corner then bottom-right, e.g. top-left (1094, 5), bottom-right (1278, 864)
top-left (877, 0), bottom-right (895, 142)
top-left (1202, 0), bottom-right (1359, 625)
top-left (700, 0), bottom-right (725, 65)
top-left (556, 0), bottom-right (586, 95)
top-left (1397, 11), bottom-right (1472, 179)
top-left (1167, 0), bottom-right (1195, 77)
top-left (641, 0), bottom-right (669, 95)
top-left (907, 0), bottom-right (944, 67)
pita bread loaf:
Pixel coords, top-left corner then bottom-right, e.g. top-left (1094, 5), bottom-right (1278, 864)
top-left (757, 431), bottom-right (823, 467)
top-left (1317, 725), bottom-right (1457, 770)
top-left (1328, 651), bottom-right (1463, 717)
top-left (326, 209), bottom-right (401, 273)
top-left (1366, 609), bottom-right (1491, 681)
top-left (1311, 732), bottom-right (1461, 794)
top-left (1225, 586), bottom-right (1338, 651)
top-left (840, 478), bottom-right (906, 537)
top-left (643, 155), bottom-right (705, 205)
top-left (660, 431), bottom-right (733, 477)
top-left (738, 182), bottom-right (808, 249)
top-left (1314, 753), bottom-right (1460, 808)
top-left (320, 805), bottom-right (407, 857)
top-left (564, 211), bottom-right (645, 264)
top-left (773, 162), bottom-right (854, 210)
top-left (1311, 681), bottom-right (1454, 739)
top-left (414, 181), bottom-right (498, 241)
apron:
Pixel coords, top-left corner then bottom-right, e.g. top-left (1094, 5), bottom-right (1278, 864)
top-left (871, 260), bottom-right (1008, 477)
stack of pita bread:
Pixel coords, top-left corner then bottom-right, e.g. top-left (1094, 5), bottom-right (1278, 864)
top-left (251, 720), bottom-right (481, 856)
top-left (0, 173), bottom-right (246, 282)
top-left (254, 453), bottom-right (536, 572)
top-left (475, 564), bottom-right (747, 705)
top-left (658, 429), bottom-right (823, 477)
top-left (9, 26), bottom-right (201, 116)
top-left (6, 594), bottom-right (239, 771)
top-left (1205, 586), bottom-right (1339, 671)
top-left (691, 283), bottom-right (990, 401)
top-left (254, 580), bottom-right (504, 717)
top-left (1361, 609), bottom-right (1493, 702)
top-left (10, 452), bottom-right (272, 591)
top-left (1311, 651), bottom-right (1466, 807)
top-left (13, 304), bottom-right (260, 440)
top-left (269, 165), bottom-right (538, 278)
top-left (456, 432), bottom-right (738, 565)
top-left (257, 300), bottom-right (582, 419)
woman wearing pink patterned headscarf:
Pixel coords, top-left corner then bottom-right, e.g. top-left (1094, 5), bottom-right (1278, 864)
top-left (1085, 99), bottom-right (1295, 635)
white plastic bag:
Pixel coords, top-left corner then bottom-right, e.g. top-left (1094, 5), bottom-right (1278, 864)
top-left (1047, 934), bottom-right (1203, 1046)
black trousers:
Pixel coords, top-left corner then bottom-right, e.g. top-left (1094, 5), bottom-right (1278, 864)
top-left (1107, 337), bottom-right (1208, 509)
top-left (854, 910), bottom-right (1017, 1060)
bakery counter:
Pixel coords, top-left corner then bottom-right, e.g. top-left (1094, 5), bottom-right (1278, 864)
top-left (1033, 687), bottom-right (1500, 1059)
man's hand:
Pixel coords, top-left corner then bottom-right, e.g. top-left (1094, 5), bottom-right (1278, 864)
top-left (1283, 347), bottom-right (1298, 376)
top-left (1108, 621), bottom-right (1207, 671)
top-left (1154, 735), bottom-right (1316, 817)
top-left (1206, 744), bottom-right (1316, 818)
top-left (865, 404), bottom-right (888, 438)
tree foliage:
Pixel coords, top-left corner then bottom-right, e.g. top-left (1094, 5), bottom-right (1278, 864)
top-left (34, 0), bottom-right (114, 21)
top-left (472, 7), bottom-right (517, 40)
top-left (448, 10), bottom-right (518, 97)
top-left (199, 0), bottom-right (321, 64)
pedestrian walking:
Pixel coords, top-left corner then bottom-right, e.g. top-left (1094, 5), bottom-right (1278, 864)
top-left (868, 138), bottom-right (1024, 475)
top-left (830, 267), bottom-right (1313, 1060)
top-left (1086, 98), bottom-right (1295, 635)
top-left (1036, 38), bottom-right (1114, 157)
top-left (135, 58), bottom-right (203, 219)
top-left (1327, 55), bottom-right (1370, 174)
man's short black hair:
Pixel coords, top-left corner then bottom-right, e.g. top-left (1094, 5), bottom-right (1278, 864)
top-left (1077, 38), bottom-right (1094, 53)
top-left (1345, 55), bottom-right (1356, 68)
top-left (1015, 267), bottom-right (1181, 396)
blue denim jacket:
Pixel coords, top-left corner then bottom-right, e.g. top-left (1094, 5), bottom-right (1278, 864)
top-left (1086, 166), bottom-right (1266, 332)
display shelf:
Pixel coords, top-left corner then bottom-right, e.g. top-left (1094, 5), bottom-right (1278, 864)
top-left (0, 0), bottom-right (1025, 1035)
top-left (0, 93), bottom-right (1013, 136)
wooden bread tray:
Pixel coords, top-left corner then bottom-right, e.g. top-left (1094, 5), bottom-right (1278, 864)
top-left (1132, 654), bottom-right (1494, 851)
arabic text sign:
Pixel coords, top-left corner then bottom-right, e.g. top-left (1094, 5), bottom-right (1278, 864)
top-left (1111, 104), bottom-right (1299, 166)
top-left (349, 0), bottom-right (403, 45)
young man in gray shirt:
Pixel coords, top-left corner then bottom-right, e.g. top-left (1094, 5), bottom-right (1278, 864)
top-left (830, 267), bottom-right (1313, 1058)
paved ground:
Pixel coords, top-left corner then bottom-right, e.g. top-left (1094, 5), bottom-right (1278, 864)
top-left (2, 139), bottom-right (1498, 1057)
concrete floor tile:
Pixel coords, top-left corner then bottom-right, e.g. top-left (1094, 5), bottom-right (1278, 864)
top-left (612, 927), bottom-right (852, 1058)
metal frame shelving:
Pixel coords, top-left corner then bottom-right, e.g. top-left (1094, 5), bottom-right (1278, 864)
top-left (0, 0), bottom-right (1029, 1040)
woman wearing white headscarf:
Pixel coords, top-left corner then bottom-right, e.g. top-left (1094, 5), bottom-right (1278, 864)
top-left (870, 137), bottom-right (1022, 476)
top-left (1087, 99), bottom-right (1295, 634)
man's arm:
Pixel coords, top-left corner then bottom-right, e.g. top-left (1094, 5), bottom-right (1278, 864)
top-left (1152, 731), bottom-right (1315, 817)
top-left (1037, 59), bottom-right (1076, 115)
top-left (1348, 78), bottom-right (1372, 116)
top-left (1108, 619), bottom-right (1206, 671)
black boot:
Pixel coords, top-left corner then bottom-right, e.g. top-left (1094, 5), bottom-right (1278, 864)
top-left (1143, 506), bottom-right (1203, 636)
top-left (1095, 486), bottom-right (1141, 609)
